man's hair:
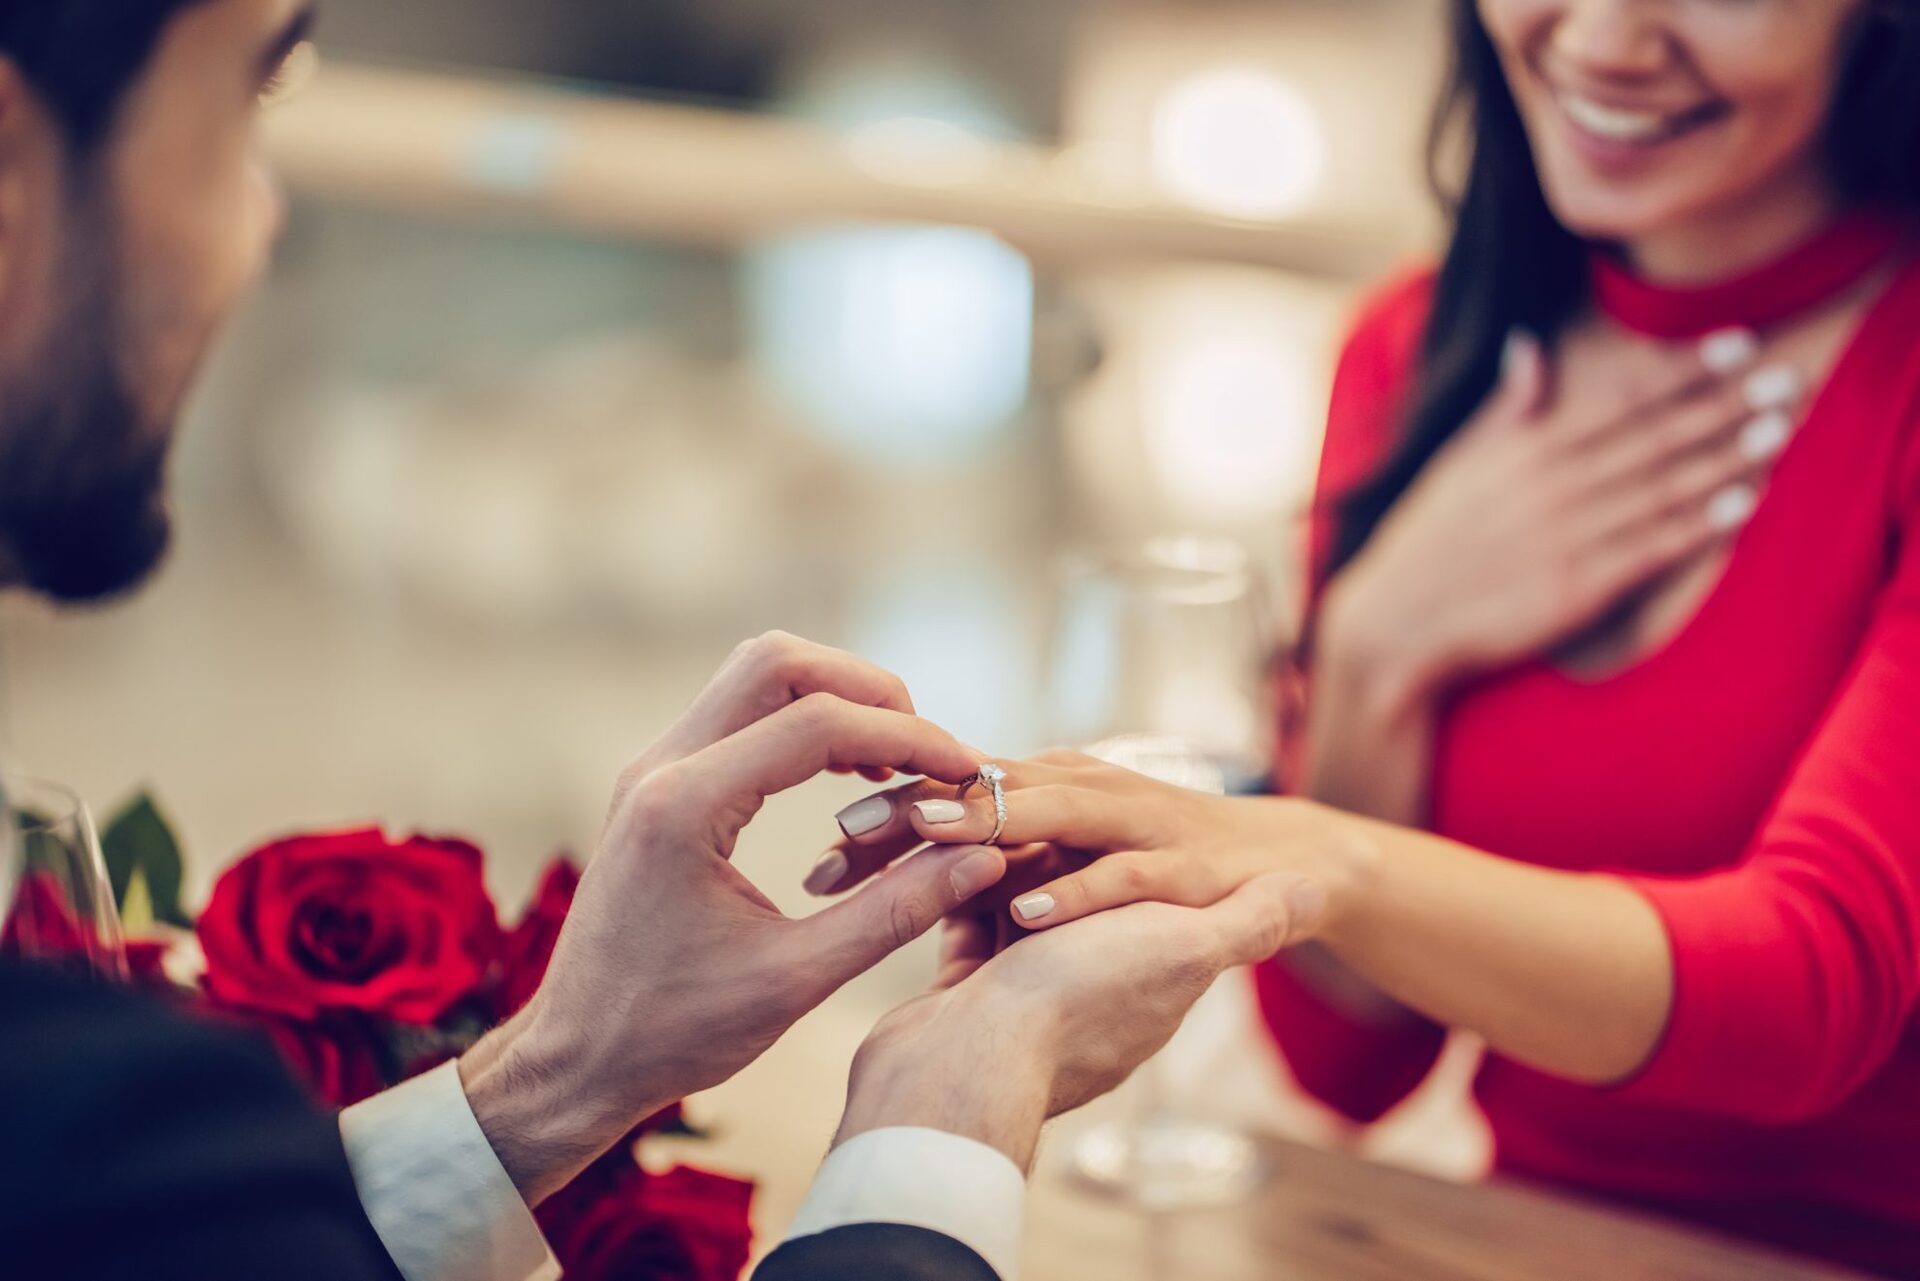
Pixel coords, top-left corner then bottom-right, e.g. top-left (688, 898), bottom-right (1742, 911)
top-left (0, 0), bottom-right (208, 150)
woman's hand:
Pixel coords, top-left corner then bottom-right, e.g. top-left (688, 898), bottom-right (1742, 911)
top-left (1324, 327), bottom-right (1803, 707)
top-left (806, 751), bottom-right (1350, 933)
top-left (809, 752), bottom-right (1674, 1086)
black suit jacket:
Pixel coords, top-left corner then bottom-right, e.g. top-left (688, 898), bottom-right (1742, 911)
top-left (755, 1223), bottom-right (1002, 1281)
top-left (0, 961), bottom-right (403, 1281)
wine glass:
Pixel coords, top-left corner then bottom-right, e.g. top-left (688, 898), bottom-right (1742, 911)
top-left (1041, 534), bottom-right (1277, 1208)
top-left (0, 775), bottom-right (128, 981)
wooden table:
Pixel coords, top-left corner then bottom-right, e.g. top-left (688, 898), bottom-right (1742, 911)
top-left (1018, 1135), bottom-right (1874, 1281)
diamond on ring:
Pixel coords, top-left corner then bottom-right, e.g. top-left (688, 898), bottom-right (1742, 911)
top-left (960, 763), bottom-right (1010, 845)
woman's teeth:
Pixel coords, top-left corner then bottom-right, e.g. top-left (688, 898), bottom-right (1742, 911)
top-left (1559, 92), bottom-right (1687, 144)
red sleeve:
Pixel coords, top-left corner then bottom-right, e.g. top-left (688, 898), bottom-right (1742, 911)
top-left (1618, 381), bottom-right (1920, 1123)
top-left (1259, 269), bottom-right (1446, 1125)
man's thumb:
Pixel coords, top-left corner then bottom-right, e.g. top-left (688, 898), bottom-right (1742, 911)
top-left (797, 844), bottom-right (1008, 983)
top-left (1204, 873), bottom-right (1326, 967)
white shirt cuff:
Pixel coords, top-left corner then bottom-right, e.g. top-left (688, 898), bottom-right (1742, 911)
top-left (782, 1127), bottom-right (1026, 1281)
top-left (339, 1061), bottom-right (560, 1281)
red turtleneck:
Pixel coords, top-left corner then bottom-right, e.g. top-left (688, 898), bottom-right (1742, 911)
top-left (1259, 211), bottom-right (1920, 1277)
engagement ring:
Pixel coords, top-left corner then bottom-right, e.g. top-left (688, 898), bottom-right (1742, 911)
top-left (958, 762), bottom-right (1009, 844)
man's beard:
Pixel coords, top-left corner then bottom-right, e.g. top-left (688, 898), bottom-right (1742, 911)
top-left (0, 222), bottom-right (173, 604)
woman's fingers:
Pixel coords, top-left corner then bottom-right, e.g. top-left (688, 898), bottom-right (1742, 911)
top-left (805, 777), bottom-right (953, 896)
top-left (1488, 330), bottom-right (1551, 427)
top-left (1570, 506), bottom-right (1730, 614)
top-left (805, 758), bottom-right (1095, 897)
top-left (906, 781), bottom-right (1153, 852)
top-left (1568, 334), bottom-right (1742, 446)
top-left (1569, 361), bottom-right (1799, 497)
top-left (1576, 411), bottom-right (1776, 557)
top-left (1007, 849), bottom-right (1221, 930)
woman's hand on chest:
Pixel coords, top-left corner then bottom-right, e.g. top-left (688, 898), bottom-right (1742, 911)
top-left (1320, 324), bottom-right (1805, 700)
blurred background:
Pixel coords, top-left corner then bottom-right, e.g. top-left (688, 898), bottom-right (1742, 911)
top-left (0, 0), bottom-right (1483, 1261)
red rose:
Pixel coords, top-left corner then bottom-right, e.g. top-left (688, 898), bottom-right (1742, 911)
top-left (496, 856), bottom-right (581, 1019)
top-left (124, 938), bottom-right (180, 990)
top-left (198, 828), bottom-right (502, 1024)
top-left (539, 1155), bottom-right (754, 1281)
top-left (0, 870), bottom-right (89, 960)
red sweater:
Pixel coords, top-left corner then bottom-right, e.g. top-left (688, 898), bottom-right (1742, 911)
top-left (1259, 219), bottom-right (1920, 1276)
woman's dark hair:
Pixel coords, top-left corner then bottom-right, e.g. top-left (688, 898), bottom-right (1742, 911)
top-left (0, 0), bottom-right (210, 153)
top-left (1327, 0), bottom-right (1920, 577)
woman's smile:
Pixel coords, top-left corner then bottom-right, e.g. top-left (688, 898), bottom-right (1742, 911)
top-left (1547, 79), bottom-right (1731, 161)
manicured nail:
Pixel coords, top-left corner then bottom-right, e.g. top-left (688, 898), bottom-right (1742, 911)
top-left (1699, 327), bottom-right (1759, 375)
top-left (804, 849), bottom-right (849, 897)
top-left (1015, 893), bottom-right (1056, 923)
top-left (914, 799), bottom-right (967, 825)
top-left (1739, 409), bottom-right (1792, 462)
top-left (836, 795), bottom-right (892, 839)
top-left (1707, 484), bottom-right (1757, 532)
top-left (948, 847), bottom-right (1003, 899)
top-left (1500, 329), bottom-right (1533, 381)
top-left (1743, 365), bottom-right (1802, 412)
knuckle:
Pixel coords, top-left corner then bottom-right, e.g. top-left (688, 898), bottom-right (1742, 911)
top-left (1164, 937), bottom-right (1221, 990)
top-left (790, 689), bottom-right (846, 726)
top-left (887, 892), bottom-right (934, 951)
top-left (1249, 905), bottom-right (1290, 959)
top-left (619, 765), bottom-right (686, 830)
top-left (1108, 856), bottom-right (1155, 901)
top-left (743, 629), bottom-right (806, 675)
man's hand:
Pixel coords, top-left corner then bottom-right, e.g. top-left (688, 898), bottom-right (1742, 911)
top-left (458, 633), bottom-right (1008, 1204)
top-left (833, 870), bottom-right (1321, 1172)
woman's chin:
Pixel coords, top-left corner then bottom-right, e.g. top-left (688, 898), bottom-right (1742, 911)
top-left (1539, 182), bottom-right (1697, 248)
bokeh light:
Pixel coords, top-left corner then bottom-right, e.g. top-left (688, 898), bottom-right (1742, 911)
top-left (1151, 68), bottom-right (1327, 219)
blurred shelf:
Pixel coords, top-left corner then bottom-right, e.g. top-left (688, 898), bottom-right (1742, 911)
top-left (263, 64), bottom-right (1413, 277)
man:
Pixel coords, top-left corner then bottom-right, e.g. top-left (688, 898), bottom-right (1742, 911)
top-left (0, 3), bottom-right (1316, 1278)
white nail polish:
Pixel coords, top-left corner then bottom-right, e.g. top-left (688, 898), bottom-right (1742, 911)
top-left (1739, 409), bottom-right (1792, 462)
top-left (1500, 329), bottom-right (1533, 382)
top-left (1743, 365), bottom-right (1803, 412)
top-left (948, 848), bottom-right (1002, 899)
top-left (914, 799), bottom-right (967, 825)
top-left (835, 795), bottom-right (892, 839)
top-left (1707, 484), bottom-right (1757, 532)
top-left (804, 850), bottom-right (849, 897)
top-left (1015, 893), bottom-right (1056, 923)
top-left (1700, 327), bottom-right (1759, 375)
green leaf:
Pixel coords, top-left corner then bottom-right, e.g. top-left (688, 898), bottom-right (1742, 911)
top-left (101, 794), bottom-right (191, 928)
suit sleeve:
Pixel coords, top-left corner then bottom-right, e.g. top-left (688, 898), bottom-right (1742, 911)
top-left (1616, 375), bottom-right (1920, 1123)
top-left (0, 963), bottom-right (405, 1281)
top-left (761, 1127), bottom-right (1022, 1281)
top-left (755, 1224), bottom-right (1000, 1281)
top-left (1258, 269), bottom-right (1453, 1125)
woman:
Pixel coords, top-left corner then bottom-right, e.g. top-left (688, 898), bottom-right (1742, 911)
top-left (814, 0), bottom-right (1920, 1272)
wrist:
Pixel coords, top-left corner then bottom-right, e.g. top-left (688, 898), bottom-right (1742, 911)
top-left (1317, 571), bottom-right (1452, 719)
top-left (838, 993), bottom-right (1053, 1173)
top-left (459, 1009), bottom-right (670, 1206)
top-left (1257, 796), bottom-right (1383, 948)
